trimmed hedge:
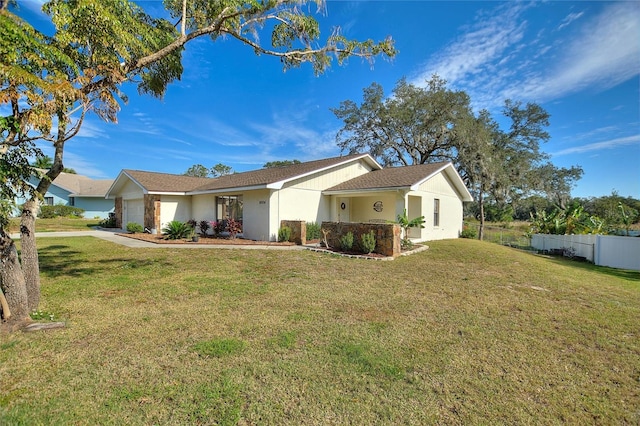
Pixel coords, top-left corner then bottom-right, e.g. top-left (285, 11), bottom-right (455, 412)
top-left (39, 205), bottom-right (85, 218)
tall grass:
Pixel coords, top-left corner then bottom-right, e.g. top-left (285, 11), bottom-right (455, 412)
top-left (1, 237), bottom-right (638, 424)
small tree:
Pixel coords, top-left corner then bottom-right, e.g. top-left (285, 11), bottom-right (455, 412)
top-left (360, 230), bottom-right (376, 254)
top-left (396, 209), bottom-right (425, 246)
top-left (211, 163), bottom-right (233, 177)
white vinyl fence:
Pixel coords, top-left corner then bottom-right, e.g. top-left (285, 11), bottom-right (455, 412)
top-left (531, 234), bottom-right (640, 271)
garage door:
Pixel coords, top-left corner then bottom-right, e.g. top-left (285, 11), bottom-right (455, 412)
top-left (124, 199), bottom-right (144, 227)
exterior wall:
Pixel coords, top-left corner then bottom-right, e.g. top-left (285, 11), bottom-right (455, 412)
top-left (119, 179), bottom-right (144, 200)
top-left (243, 189), bottom-right (271, 241)
top-left (192, 194), bottom-right (216, 223)
top-left (349, 193), bottom-right (399, 223)
top-left (289, 160), bottom-right (373, 190)
top-left (159, 195), bottom-right (192, 230)
top-left (15, 177), bottom-right (68, 209)
top-left (321, 221), bottom-right (401, 257)
top-left (277, 187), bottom-right (331, 221)
top-left (415, 172), bottom-right (464, 241)
top-left (73, 197), bottom-right (114, 219)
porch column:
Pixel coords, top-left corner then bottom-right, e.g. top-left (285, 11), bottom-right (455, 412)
top-left (114, 197), bottom-right (123, 228)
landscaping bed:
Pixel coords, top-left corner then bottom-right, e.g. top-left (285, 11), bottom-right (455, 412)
top-left (119, 232), bottom-right (295, 246)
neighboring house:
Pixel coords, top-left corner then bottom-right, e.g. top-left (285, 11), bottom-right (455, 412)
top-left (105, 153), bottom-right (473, 242)
top-left (15, 171), bottom-right (115, 219)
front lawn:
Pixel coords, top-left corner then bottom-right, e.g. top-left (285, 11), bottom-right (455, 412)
top-left (1, 238), bottom-right (638, 424)
top-left (8, 217), bottom-right (101, 233)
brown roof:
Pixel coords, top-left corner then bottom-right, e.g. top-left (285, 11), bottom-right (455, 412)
top-left (192, 153), bottom-right (374, 192)
top-left (325, 162), bottom-right (449, 192)
top-left (49, 171), bottom-right (114, 197)
top-left (122, 170), bottom-right (212, 193)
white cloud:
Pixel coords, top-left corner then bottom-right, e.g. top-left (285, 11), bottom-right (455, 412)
top-left (62, 151), bottom-right (111, 179)
top-left (558, 12), bottom-right (584, 30)
top-left (528, 2), bottom-right (640, 99)
top-left (552, 134), bottom-right (640, 156)
top-left (412, 3), bottom-right (528, 85)
top-left (412, 2), bottom-right (640, 109)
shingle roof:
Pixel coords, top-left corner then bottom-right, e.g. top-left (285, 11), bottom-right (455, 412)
top-left (191, 153), bottom-right (375, 192)
top-left (122, 170), bottom-right (212, 193)
top-left (325, 162), bottom-right (449, 192)
top-left (47, 171), bottom-right (114, 197)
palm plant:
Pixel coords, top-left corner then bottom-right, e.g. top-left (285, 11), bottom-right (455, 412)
top-left (162, 221), bottom-right (193, 240)
top-left (396, 209), bottom-right (425, 248)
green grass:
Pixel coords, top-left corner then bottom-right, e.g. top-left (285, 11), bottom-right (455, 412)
top-left (8, 217), bottom-right (101, 233)
top-left (1, 237), bottom-right (639, 424)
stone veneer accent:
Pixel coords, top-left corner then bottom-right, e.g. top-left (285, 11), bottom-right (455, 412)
top-left (144, 194), bottom-right (161, 231)
top-left (114, 197), bottom-right (122, 229)
top-left (280, 220), bottom-right (307, 245)
top-left (321, 221), bottom-right (401, 258)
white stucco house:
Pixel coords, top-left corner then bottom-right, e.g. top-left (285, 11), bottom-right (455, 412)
top-left (105, 153), bottom-right (473, 242)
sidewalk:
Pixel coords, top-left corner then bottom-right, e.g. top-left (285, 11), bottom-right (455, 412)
top-left (9, 228), bottom-right (305, 250)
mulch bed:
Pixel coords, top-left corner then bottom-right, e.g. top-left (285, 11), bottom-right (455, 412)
top-left (119, 233), bottom-right (295, 246)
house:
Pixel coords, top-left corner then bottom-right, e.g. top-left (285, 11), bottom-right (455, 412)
top-left (15, 171), bottom-right (115, 219)
top-left (105, 153), bottom-right (473, 242)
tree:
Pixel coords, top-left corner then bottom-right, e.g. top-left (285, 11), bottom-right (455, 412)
top-left (395, 209), bottom-right (425, 248)
top-left (332, 75), bottom-right (472, 166)
top-left (526, 163), bottom-right (583, 209)
top-left (333, 76), bottom-right (582, 241)
top-left (455, 109), bottom-right (500, 240)
top-left (183, 164), bottom-right (209, 177)
top-left (0, 0), bottom-right (396, 326)
top-left (263, 159), bottom-right (301, 168)
top-left (211, 163), bottom-right (233, 177)
top-left (32, 155), bottom-right (53, 169)
top-left (32, 155), bottom-right (76, 173)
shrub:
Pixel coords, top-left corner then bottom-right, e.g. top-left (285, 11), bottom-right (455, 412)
top-left (278, 226), bottom-right (292, 242)
top-left (99, 215), bottom-right (117, 228)
top-left (211, 221), bottom-right (225, 236)
top-left (339, 231), bottom-right (354, 251)
top-left (162, 220), bottom-right (193, 240)
top-left (198, 220), bottom-right (210, 235)
top-left (39, 205), bottom-right (85, 218)
top-left (306, 221), bottom-right (321, 240)
top-left (360, 230), bottom-right (376, 254)
top-left (226, 218), bottom-right (242, 239)
top-left (126, 222), bottom-right (144, 233)
top-left (460, 224), bottom-right (477, 239)
top-left (187, 219), bottom-right (197, 230)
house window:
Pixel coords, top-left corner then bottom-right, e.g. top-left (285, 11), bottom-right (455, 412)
top-left (44, 197), bottom-right (54, 206)
top-left (216, 195), bottom-right (243, 221)
top-left (434, 199), bottom-right (440, 227)
top-left (69, 197), bottom-right (75, 206)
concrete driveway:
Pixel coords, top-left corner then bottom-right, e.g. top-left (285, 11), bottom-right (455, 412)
top-left (9, 228), bottom-right (304, 250)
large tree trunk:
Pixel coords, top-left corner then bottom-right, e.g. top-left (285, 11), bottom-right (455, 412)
top-left (20, 200), bottom-right (41, 311)
top-left (0, 229), bottom-right (29, 323)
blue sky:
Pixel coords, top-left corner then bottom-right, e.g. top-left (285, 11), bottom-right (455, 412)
top-left (15, 1), bottom-right (640, 199)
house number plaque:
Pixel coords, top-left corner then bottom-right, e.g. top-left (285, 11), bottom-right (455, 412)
top-left (373, 201), bottom-right (383, 212)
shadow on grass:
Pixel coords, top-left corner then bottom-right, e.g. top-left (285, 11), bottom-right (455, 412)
top-left (546, 255), bottom-right (640, 282)
top-left (35, 245), bottom-right (167, 278)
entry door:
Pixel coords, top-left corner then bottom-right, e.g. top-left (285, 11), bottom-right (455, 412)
top-left (338, 198), bottom-right (350, 222)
